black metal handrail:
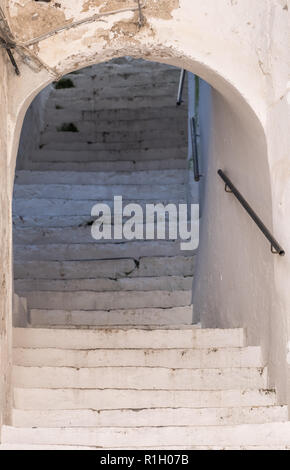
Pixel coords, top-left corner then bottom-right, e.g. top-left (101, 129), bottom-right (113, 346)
top-left (191, 117), bottom-right (201, 182)
top-left (176, 69), bottom-right (186, 106)
top-left (218, 169), bottom-right (285, 256)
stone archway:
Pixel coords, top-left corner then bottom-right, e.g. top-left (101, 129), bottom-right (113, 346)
top-left (1, 0), bottom-right (289, 431)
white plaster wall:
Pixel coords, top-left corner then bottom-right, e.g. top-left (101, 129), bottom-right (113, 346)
top-left (17, 85), bottom-right (52, 170)
top-left (0, 49), bottom-right (12, 437)
top-left (193, 85), bottom-right (276, 390)
top-left (0, 0), bottom-right (289, 428)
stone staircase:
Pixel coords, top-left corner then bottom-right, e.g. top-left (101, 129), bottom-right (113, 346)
top-left (1, 326), bottom-right (289, 450)
top-left (8, 58), bottom-right (290, 450)
top-left (13, 58), bottom-right (194, 327)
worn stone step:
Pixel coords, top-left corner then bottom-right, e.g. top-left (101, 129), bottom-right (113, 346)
top-left (13, 346), bottom-right (263, 369)
top-left (39, 128), bottom-right (186, 145)
top-left (13, 327), bottom-right (246, 350)
top-left (48, 87), bottom-right (181, 105)
top-left (13, 214), bottom-right (190, 228)
top-left (12, 366), bottom-right (268, 390)
top-left (13, 211), bottom-right (192, 228)
top-left (46, 95), bottom-right (183, 112)
top-left (41, 139), bottom-right (187, 152)
top-left (13, 226), bottom-right (193, 244)
top-left (49, 83), bottom-right (180, 101)
top-left (14, 183), bottom-right (185, 201)
top-left (51, 80), bottom-right (182, 100)
top-left (26, 290), bottom-right (192, 311)
top-left (14, 257), bottom-right (195, 280)
top-left (14, 169), bottom-right (187, 186)
top-left (15, 276), bottom-right (193, 294)
top-left (30, 148), bottom-right (187, 163)
top-left (12, 406), bottom-right (287, 428)
top-left (15, 258), bottom-right (136, 280)
top-left (30, 306), bottom-right (193, 327)
top-left (4, 422), bottom-right (290, 447)
top-left (47, 106), bottom-right (187, 127)
top-left (12, 387), bottom-right (277, 411)
top-left (14, 241), bottom-right (194, 262)
top-left (24, 158), bottom-right (188, 172)
top-left (60, 73), bottom-right (183, 92)
top-left (45, 117), bottom-right (186, 134)
top-left (13, 198), bottom-right (187, 217)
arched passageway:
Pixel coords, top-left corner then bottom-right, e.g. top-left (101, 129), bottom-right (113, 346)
top-left (1, 1), bottom-right (289, 444)
top-left (9, 51), bottom-right (279, 400)
top-left (13, 57), bottom-right (196, 327)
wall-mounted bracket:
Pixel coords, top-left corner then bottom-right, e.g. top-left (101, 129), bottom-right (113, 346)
top-left (225, 184), bottom-right (233, 193)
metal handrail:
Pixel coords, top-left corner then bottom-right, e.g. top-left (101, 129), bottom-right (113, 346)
top-left (176, 69), bottom-right (186, 106)
top-left (218, 169), bottom-right (285, 256)
top-left (191, 117), bottom-right (201, 182)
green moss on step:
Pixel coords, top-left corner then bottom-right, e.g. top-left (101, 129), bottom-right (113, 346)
top-left (54, 78), bottom-right (75, 89)
top-left (57, 123), bottom-right (79, 133)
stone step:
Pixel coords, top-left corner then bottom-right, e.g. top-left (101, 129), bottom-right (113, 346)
top-left (12, 406), bottom-right (287, 428)
top-left (14, 169), bottom-right (187, 186)
top-left (14, 257), bottom-right (195, 280)
top-left (44, 116), bottom-right (186, 133)
top-left (29, 306), bottom-right (193, 327)
top-left (39, 129), bottom-right (186, 146)
top-left (15, 276), bottom-right (193, 293)
top-left (30, 148), bottom-right (187, 163)
top-left (41, 139), bottom-right (187, 152)
top-left (13, 327), bottom-right (246, 350)
top-left (15, 258), bottom-right (134, 280)
top-left (13, 226), bottom-right (193, 245)
top-left (12, 387), bottom-right (277, 411)
top-left (13, 198), bottom-right (187, 217)
top-left (13, 183), bottom-right (185, 201)
top-left (12, 366), bottom-right (268, 390)
top-left (46, 95), bottom-right (183, 112)
top-left (13, 214), bottom-right (190, 228)
top-left (4, 422), bottom-right (290, 447)
top-left (49, 83), bottom-right (180, 101)
top-left (24, 158), bottom-right (188, 172)
top-left (59, 73), bottom-right (187, 92)
top-left (58, 70), bottom-right (182, 91)
top-left (26, 290), bottom-right (192, 311)
top-left (14, 241), bottom-right (194, 262)
top-left (13, 346), bottom-right (263, 369)
top-left (26, 289), bottom-right (192, 312)
top-left (46, 107), bottom-right (187, 126)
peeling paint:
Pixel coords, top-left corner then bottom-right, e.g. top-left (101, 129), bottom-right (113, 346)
top-left (144, 0), bottom-right (180, 20)
top-left (9, 1), bottom-right (69, 42)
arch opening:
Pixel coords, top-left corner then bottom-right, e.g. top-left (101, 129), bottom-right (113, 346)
top-left (13, 57), bottom-right (197, 328)
top-left (5, 40), bottom-right (285, 430)
top-left (11, 52), bottom-right (275, 379)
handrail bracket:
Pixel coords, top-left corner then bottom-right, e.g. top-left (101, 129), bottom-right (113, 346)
top-left (218, 169), bottom-right (285, 257)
